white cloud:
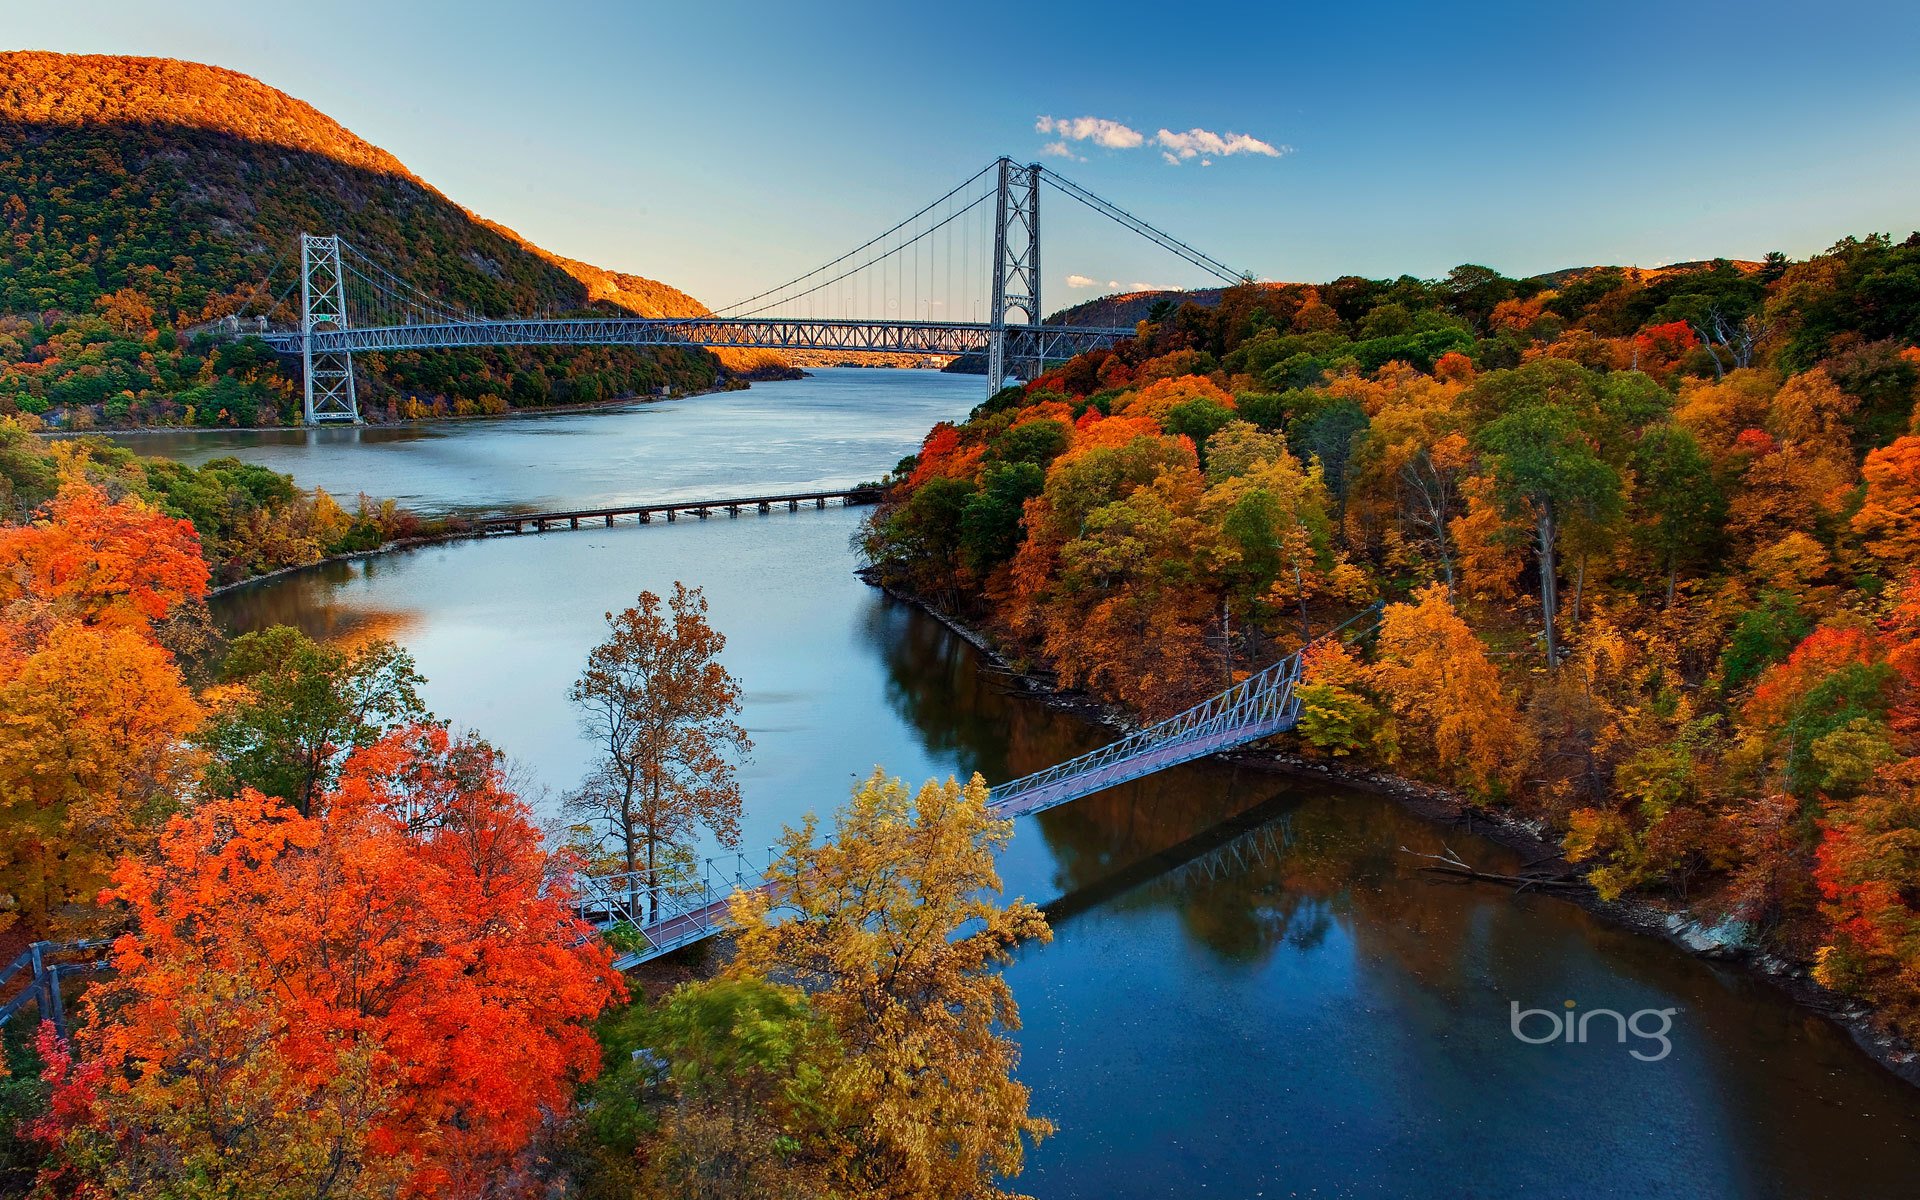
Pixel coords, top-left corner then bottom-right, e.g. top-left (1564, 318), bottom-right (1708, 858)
top-left (1040, 140), bottom-right (1085, 161)
top-left (1065, 274), bottom-right (1100, 289)
top-left (1153, 127), bottom-right (1288, 161)
top-left (1035, 115), bottom-right (1145, 150)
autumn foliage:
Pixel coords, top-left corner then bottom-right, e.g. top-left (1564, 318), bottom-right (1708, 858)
top-left (0, 481), bottom-right (207, 936)
top-left (864, 247), bottom-right (1920, 1038)
top-left (38, 728), bottom-right (620, 1197)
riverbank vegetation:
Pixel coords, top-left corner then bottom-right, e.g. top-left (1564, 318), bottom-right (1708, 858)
top-left (0, 415), bottom-right (442, 586)
top-left (0, 52), bottom-right (790, 430)
top-left (862, 233), bottom-right (1920, 1041)
top-left (0, 468), bottom-right (1047, 1197)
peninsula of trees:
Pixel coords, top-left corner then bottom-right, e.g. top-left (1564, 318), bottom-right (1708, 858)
top-left (863, 234), bottom-right (1920, 1039)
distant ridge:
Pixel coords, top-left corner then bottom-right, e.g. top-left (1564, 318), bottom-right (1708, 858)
top-left (0, 51), bottom-right (789, 425)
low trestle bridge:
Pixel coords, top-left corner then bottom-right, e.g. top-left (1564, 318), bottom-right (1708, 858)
top-left (476, 487), bottom-right (882, 535)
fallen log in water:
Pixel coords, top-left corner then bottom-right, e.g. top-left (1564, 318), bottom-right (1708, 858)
top-left (1399, 844), bottom-right (1586, 893)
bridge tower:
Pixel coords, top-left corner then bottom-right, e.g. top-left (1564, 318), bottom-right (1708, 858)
top-left (986, 158), bottom-right (1042, 390)
top-left (299, 233), bottom-right (360, 424)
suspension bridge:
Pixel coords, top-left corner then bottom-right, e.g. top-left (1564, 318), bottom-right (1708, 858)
top-left (255, 157), bottom-right (1251, 423)
top-left (575, 606), bottom-right (1380, 970)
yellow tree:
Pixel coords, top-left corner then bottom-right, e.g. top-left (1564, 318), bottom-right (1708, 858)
top-left (729, 771), bottom-right (1053, 1200)
top-left (0, 622), bottom-right (201, 935)
top-left (1369, 584), bottom-right (1533, 798)
top-left (565, 583), bottom-right (751, 921)
top-left (0, 480), bottom-right (208, 935)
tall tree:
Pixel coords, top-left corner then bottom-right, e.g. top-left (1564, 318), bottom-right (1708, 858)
top-left (1369, 585), bottom-right (1533, 798)
top-left (0, 479), bottom-right (208, 936)
top-left (729, 771), bottom-right (1053, 1200)
top-left (566, 583), bottom-right (750, 921)
top-left (1631, 424), bottom-right (1726, 604)
top-left (1477, 403), bottom-right (1623, 666)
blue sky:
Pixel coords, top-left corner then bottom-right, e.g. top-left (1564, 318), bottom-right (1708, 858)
top-left (11, 0), bottom-right (1920, 308)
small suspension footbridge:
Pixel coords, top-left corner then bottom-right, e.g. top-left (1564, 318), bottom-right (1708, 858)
top-left (577, 606), bottom-right (1380, 970)
top-left (253, 157), bottom-right (1252, 423)
top-left (0, 609), bottom-right (1378, 1031)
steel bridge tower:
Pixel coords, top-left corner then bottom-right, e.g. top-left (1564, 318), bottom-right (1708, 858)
top-left (986, 158), bottom-right (1042, 390)
top-left (300, 233), bottom-right (360, 424)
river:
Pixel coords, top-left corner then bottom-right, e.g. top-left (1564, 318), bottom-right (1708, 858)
top-left (127, 368), bottom-right (1920, 1199)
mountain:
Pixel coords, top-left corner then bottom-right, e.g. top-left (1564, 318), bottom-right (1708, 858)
top-left (0, 51), bottom-right (791, 428)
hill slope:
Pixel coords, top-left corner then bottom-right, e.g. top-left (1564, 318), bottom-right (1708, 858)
top-left (0, 51), bottom-right (789, 427)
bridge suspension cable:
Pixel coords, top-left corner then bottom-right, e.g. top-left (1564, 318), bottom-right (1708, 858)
top-left (1040, 167), bottom-right (1249, 287)
top-left (713, 160), bottom-right (999, 317)
top-left (337, 239), bottom-right (480, 327)
top-left (725, 187), bottom-right (998, 320)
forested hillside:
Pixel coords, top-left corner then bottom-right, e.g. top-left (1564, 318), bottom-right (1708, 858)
top-left (0, 52), bottom-right (790, 428)
top-left (866, 234), bottom-right (1920, 1036)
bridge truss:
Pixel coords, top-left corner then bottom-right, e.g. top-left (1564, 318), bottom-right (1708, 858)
top-left (262, 156), bottom-right (1249, 423)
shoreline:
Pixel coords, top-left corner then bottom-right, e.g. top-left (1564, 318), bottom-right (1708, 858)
top-left (43, 371), bottom-right (796, 438)
top-left (855, 568), bottom-right (1920, 1090)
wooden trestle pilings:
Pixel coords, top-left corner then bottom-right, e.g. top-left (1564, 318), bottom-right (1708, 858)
top-left (475, 487), bottom-right (885, 535)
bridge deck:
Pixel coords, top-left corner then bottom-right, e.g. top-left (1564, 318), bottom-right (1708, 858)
top-left (477, 487), bottom-right (883, 534)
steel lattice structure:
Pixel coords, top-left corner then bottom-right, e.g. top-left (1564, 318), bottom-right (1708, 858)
top-left (986, 158), bottom-right (1043, 388)
top-left (268, 154), bottom-right (1249, 423)
top-left (298, 234), bottom-right (359, 424)
top-left (263, 317), bottom-right (1130, 360)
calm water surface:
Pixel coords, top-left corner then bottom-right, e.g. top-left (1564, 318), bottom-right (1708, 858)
top-left (148, 369), bottom-right (1920, 1199)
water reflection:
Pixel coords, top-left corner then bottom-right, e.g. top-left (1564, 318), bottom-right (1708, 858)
top-left (164, 371), bottom-right (1920, 1200)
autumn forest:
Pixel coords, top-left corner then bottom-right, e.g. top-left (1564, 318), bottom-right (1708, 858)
top-left (864, 239), bottom-right (1920, 1040)
top-left (5, 23), bottom-right (1920, 1200)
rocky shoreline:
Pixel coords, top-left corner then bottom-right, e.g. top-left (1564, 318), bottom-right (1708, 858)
top-left (855, 567), bottom-right (1920, 1090)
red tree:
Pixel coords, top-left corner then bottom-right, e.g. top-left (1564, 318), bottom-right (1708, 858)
top-left (47, 726), bottom-right (621, 1196)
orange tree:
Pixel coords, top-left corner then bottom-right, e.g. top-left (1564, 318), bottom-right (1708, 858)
top-left (0, 480), bottom-right (209, 936)
top-left (36, 726), bottom-right (620, 1198)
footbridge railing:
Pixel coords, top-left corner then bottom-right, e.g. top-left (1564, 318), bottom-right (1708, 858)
top-left (0, 608), bottom-right (1386, 1012)
top-left (583, 602), bottom-right (1385, 967)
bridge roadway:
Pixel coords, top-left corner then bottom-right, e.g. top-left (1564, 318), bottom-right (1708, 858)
top-left (474, 487), bottom-right (883, 534)
top-left (261, 316), bottom-right (1135, 360)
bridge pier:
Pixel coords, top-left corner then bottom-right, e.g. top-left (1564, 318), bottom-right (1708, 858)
top-left (604, 514), bottom-right (614, 527)
top-left (727, 505), bottom-right (740, 517)
top-left (758, 501), bottom-right (770, 514)
top-left (569, 516), bottom-right (580, 529)
top-left (298, 234), bottom-right (361, 424)
top-left (696, 506), bottom-right (710, 519)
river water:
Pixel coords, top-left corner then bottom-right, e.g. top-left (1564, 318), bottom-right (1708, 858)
top-left (129, 369), bottom-right (1920, 1198)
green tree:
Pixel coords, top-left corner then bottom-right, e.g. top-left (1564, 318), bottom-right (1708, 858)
top-left (1631, 424), bottom-right (1726, 604)
top-left (628, 977), bottom-right (844, 1200)
top-left (199, 627), bottom-right (430, 816)
top-left (1477, 399), bottom-right (1623, 666)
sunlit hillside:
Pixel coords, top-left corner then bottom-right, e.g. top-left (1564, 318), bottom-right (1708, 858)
top-left (0, 51), bottom-right (790, 427)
